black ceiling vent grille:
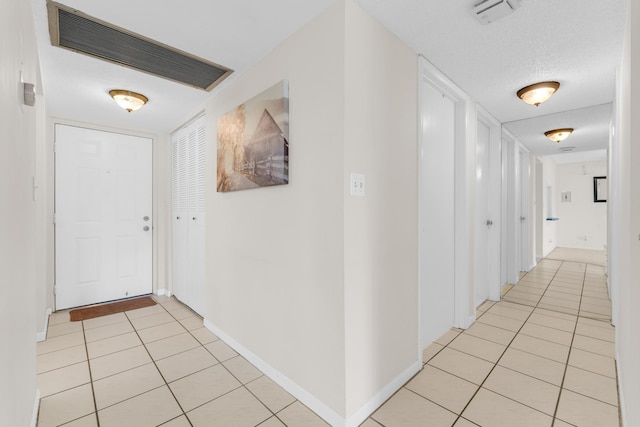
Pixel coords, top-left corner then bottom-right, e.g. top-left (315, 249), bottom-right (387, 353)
top-left (47, 1), bottom-right (233, 91)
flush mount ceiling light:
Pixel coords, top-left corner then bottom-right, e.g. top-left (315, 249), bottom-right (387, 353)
top-left (545, 128), bottom-right (574, 143)
top-left (517, 81), bottom-right (560, 106)
top-left (109, 90), bottom-right (148, 112)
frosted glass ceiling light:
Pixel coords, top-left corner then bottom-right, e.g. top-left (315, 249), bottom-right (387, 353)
top-left (517, 81), bottom-right (560, 106)
top-left (109, 89), bottom-right (148, 112)
top-left (545, 128), bottom-right (573, 143)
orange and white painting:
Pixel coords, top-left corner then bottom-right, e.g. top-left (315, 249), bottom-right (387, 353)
top-left (216, 80), bottom-right (289, 192)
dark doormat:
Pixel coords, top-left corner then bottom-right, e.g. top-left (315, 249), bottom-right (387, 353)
top-left (69, 295), bottom-right (157, 321)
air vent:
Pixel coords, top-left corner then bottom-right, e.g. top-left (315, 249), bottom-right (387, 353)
top-left (47, 1), bottom-right (233, 91)
top-left (472, 0), bottom-right (521, 25)
top-left (559, 146), bottom-right (576, 152)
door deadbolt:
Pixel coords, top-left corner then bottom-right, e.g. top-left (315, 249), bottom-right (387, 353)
top-left (143, 216), bottom-right (149, 221)
top-left (143, 226), bottom-right (150, 231)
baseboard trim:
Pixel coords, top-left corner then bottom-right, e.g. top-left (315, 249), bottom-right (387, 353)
top-left (344, 360), bottom-right (421, 427)
top-left (36, 309), bottom-right (52, 342)
top-left (456, 313), bottom-right (477, 330)
top-left (616, 350), bottom-right (627, 427)
top-left (203, 319), bottom-right (345, 426)
top-left (155, 289), bottom-right (172, 297)
top-left (30, 388), bottom-right (40, 427)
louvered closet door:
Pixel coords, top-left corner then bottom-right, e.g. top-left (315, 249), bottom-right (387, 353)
top-left (172, 115), bottom-right (206, 315)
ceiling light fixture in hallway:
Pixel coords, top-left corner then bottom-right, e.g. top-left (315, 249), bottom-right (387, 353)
top-left (544, 128), bottom-right (574, 143)
top-left (517, 81), bottom-right (560, 106)
top-left (109, 90), bottom-right (148, 112)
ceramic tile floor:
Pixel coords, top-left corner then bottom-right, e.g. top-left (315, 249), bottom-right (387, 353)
top-left (365, 258), bottom-right (619, 427)
top-left (37, 257), bottom-right (618, 427)
top-left (36, 296), bottom-right (329, 427)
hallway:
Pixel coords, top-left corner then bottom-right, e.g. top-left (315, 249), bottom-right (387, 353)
top-left (35, 253), bottom-right (616, 427)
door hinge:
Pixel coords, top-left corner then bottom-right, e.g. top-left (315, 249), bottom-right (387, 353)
top-left (53, 284), bottom-right (56, 296)
top-left (53, 213), bottom-right (56, 224)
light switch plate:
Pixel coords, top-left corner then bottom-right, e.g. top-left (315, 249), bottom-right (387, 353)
top-left (350, 173), bottom-right (365, 197)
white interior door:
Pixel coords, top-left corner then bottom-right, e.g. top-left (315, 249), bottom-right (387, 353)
top-left (419, 79), bottom-right (456, 348)
top-left (55, 125), bottom-right (152, 309)
top-left (475, 120), bottom-right (490, 307)
top-left (520, 150), bottom-right (531, 271)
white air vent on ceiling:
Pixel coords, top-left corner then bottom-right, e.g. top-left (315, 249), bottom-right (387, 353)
top-left (472, 0), bottom-right (521, 25)
top-left (559, 146), bottom-right (576, 152)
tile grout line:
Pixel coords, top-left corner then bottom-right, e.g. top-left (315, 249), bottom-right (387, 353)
top-left (158, 296), bottom-right (290, 426)
top-left (81, 320), bottom-right (102, 427)
top-left (550, 261), bottom-right (587, 427)
top-left (451, 261), bottom-right (567, 425)
top-left (123, 301), bottom-right (195, 427)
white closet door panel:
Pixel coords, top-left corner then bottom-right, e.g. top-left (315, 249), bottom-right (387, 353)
top-left (172, 115), bottom-right (206, 315)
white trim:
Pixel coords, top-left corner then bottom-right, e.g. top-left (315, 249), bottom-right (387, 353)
top-left (155, 288), bottom-right (172, 297)
top-left (459, 313), bottom-right (477, 330)
top-left (203, 319), bottom-right (344, 426)
top-left (616, 350), bottom-right (627, 426)
top-left (30, 388), bottom-right (40, 427)
top-left (418, 55), bottom-right (475, 345)
top-left (344, 361), bottom-right (421, 427)
top-left (36, 308), bottom-right (52, 342)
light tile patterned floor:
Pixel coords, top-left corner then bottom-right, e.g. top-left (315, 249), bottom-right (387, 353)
top-left (36, 296), bottom-right (328, 427)
top-left (366, 258), bottom-right (619, 427)
top-left (37, 256), bottom-right (618, 426)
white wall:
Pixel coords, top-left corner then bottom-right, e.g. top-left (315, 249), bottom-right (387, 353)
top-left (613, 1), bottom-right (640, 425)
top-left (195, 1), bottom-right (418, 424)
top-left (540, 156), bottom-right (558, 257)
top-left (555, 160), bottom-right (607, 250)
top-left (343, 0), bottom-right (418, 419)
top-left (0, 0), bottom-right (42, 425)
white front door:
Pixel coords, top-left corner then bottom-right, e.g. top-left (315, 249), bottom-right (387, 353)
top-left (55, 124), bottom-right (152, 309)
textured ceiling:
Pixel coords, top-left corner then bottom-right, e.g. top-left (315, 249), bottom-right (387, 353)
top-left (32, 0), bottom-right (627, 156)
top-left (355, 0), bottom-right (626, 157)
top-left (32, 0), bottom-right (335, 133)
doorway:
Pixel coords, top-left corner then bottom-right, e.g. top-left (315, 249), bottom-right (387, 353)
top-left (54, 124), bottom-right (152, 309)
top-left (418, 56), bottom-right (473, 349)
top-left (475, 107), bottom-right (502, 307)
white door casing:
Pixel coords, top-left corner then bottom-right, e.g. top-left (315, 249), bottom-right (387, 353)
top-left (55, 124), bottom-right (152, 309)
top-left (418, 56), bottom-right (475, 353)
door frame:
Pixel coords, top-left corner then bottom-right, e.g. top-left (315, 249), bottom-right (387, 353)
top-left (51, 120), bottom-right (158, 310)
top-left (503, 129), bottom-right (521, 286)
top-left (418, 56), bottom-right (475, 357)
top-left (476, 105), bottom-right (502, 303)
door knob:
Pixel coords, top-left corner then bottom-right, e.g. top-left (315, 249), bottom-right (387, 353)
top-left (143, 226), bottom-right (150, 231)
